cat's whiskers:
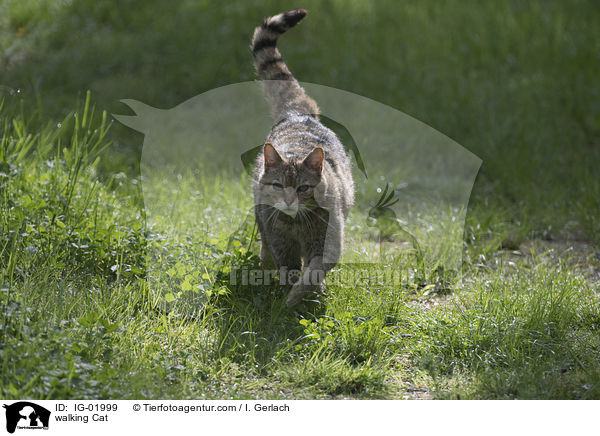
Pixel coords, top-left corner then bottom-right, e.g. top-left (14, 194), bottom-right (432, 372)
top-left (298, 208), bottom-right (313, 234)
top-left (265, 205), bottom-right (280, 231)
top-left (302, 206), bottom-right (329, 226)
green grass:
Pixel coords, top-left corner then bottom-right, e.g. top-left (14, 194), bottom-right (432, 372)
top-left (2, 0), bottom-right (598, 236)
top-left (1, 0), bottom-right (599, 399)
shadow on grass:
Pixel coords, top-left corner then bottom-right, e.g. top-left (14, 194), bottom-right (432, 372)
top-left (208, 254), bottom-right (327, 365)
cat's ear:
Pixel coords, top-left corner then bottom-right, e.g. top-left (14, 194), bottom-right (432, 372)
top-left (303, 147), bottom-right (324, 173)
top-left (264, 143), bottom-right (283, 170)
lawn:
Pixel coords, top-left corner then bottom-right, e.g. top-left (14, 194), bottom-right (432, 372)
top-left (0, 0), bottom-right (599, 399)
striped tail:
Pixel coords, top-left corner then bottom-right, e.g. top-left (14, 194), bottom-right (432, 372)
top-left (251, 9), bottom-right (319, 122)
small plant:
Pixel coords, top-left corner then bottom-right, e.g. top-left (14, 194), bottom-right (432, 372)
top-left (367, 183), bottom-right (425, 280)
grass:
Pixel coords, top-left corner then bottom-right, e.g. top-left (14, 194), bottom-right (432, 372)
top-left (0, 0), bottom-right (599, 399)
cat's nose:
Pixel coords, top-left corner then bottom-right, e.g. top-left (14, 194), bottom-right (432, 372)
top-left (283, 188), bottom-right (296, 206)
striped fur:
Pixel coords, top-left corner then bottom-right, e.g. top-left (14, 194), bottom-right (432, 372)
top-left (251, 9), bottom-right (319, 121)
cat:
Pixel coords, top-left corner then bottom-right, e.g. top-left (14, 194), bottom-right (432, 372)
top-left (251, 9), bottom-right (354, 307)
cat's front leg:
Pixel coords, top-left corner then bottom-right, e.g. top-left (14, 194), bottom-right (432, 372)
top-left (286, 242), bottom-right (340, 307)
top-left (286, 255), bottom-right (326, 307)
top-left (286, 213), bottom-right (343, 307)
top-left (266, 236), bottom-right (302, 282)
top-left (259, 241), bottom-right (275, 268)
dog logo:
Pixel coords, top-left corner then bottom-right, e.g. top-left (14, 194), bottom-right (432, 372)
top-left (3, 402), bottom-right (50, 433)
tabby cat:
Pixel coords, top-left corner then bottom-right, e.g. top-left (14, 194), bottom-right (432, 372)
top-left (251, 9), bottom-right (354, 307)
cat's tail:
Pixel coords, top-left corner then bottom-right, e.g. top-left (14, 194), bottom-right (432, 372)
top-left (251, 9), bottom-right (319, 121)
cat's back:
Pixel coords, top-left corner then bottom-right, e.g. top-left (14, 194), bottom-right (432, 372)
top-left (267, 114), bottom-right (349, 171)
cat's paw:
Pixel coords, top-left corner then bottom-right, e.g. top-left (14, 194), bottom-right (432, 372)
top-left (286, 283), bottom-right (308, 308)
top-left (285, 290), bottom-right (303, 308)
top-left (286, 282), bottom-right (322, 308)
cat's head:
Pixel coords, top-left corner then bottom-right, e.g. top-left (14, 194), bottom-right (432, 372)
top-left (256, 143), bottom-right (324, 218)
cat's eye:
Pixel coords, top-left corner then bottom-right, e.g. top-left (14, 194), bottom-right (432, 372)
top-left (272, 182), bottom-right (284, 190)
top-left (296, 184), bottom-right (310, 193)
